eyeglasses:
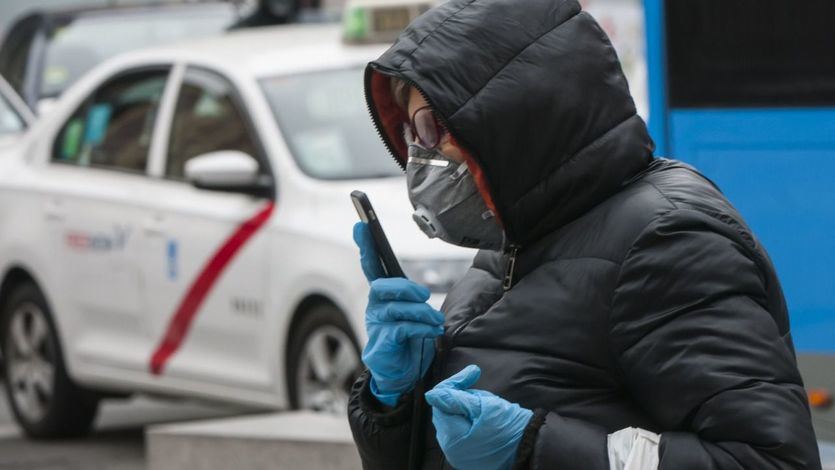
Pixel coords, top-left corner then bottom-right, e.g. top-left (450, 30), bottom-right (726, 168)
top-left (403, 105), bottom-right (448, 150)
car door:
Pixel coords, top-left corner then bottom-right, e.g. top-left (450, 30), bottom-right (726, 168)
top-left (142, 66), bottom-right (274, 390)
top-left (45, 67), bottom-right (171, 373)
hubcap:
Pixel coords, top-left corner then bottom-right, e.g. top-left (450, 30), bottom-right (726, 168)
top-left (296, 325), bottom-right (360, 414)
top-left (5, 302), bottom-right (55, 423)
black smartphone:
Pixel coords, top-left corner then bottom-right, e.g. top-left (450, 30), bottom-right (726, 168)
top-left (351, 190), bottom-right (406, 278)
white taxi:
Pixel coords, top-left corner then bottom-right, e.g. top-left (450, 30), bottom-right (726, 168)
top-left (0, 20), bottom-right (471, 437)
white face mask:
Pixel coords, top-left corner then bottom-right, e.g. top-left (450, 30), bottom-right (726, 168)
top-left (406, 144), bottom-right (505, 250)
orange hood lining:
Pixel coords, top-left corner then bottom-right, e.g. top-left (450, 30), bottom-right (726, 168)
top-left (368, 70), bottom-right (502, 225)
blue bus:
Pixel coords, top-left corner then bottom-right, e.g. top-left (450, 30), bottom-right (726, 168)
top-left (643, 0), bottom-right (835, 439)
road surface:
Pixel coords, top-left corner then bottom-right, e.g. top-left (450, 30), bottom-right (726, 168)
top-left (0, 386), bottom-right (249, 469)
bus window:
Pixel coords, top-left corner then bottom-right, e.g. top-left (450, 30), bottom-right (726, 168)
top-left (665, 0), bottom-right (835, 108)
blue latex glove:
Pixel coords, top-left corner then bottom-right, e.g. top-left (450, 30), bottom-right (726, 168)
top-left (353, 221), bottom-right (386, 283)
top-left (354, 222), bottom-right (444, 406)
top-left (425, 365), bottom-right (533, 470)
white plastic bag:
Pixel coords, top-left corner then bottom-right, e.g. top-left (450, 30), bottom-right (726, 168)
top-left (607, 427), bottom-right (660, 470)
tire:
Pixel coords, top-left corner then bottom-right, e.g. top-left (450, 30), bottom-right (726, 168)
top-left (1, 282), bottom-right (99, 438)
top-left (286, 303), bottom-right (362, 413)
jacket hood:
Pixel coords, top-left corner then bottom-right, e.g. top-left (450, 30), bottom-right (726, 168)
top-left (365, 0), bottom-right (654, 247)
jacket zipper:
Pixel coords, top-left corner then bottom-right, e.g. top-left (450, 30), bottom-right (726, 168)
top-left (502, 244), bottom-right (520, 291)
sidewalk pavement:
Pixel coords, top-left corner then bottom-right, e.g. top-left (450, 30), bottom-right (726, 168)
top-left (146, 411), bottom-right (361, 470)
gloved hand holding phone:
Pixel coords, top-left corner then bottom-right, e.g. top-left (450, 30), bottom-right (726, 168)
top-left (353, 222), bottom-right (444, 406)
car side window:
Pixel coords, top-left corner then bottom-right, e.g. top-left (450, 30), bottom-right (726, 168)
top-left (52, 68), bottom-right (168, 173)
top-left (166, 67), bottom-right (259, 179)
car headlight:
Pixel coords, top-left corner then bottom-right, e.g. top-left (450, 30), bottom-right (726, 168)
top-left (400, 258), bottom-right (473, 293)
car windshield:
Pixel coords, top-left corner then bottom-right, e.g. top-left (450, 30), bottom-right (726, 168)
top-left (40, 6), bottom-right (236, 98)
top-left (259, 68), bottom-right (402, 180)
top-left (0, 93), bottom-right (24, 135)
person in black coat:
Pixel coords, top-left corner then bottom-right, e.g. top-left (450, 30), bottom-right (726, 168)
top-left (347, 0), bottom-right (821, 468)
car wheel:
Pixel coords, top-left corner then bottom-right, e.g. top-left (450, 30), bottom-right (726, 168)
top-left (286, 303), bottom-right (362, 414)
top-left (1, 282), bottom-right (99, 438)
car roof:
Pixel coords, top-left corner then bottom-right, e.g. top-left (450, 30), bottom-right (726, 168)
top-left (123, 24), bottom-right (389, 78)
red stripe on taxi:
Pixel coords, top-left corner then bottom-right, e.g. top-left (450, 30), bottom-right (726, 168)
top-left (149, 202), bottom-right (275, 375)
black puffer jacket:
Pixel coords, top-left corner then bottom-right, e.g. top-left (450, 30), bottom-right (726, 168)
top-left (348, 0), bottom-right (821, 468)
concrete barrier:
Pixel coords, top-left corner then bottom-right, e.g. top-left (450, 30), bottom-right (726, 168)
top-left (146, 411), bottom-right (362, 470)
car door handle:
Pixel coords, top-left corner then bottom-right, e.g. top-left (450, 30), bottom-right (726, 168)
top-left (44, 199), bottom-right (64, 221)
top-left (143, 214), bottom-right (165, 237)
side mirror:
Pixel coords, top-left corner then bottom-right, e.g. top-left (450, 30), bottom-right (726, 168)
top-left (184, 150), bottom-right (273, 197)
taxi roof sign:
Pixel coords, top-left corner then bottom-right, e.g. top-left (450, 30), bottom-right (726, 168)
top-left (343, 0), bottom-right (436, 44)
